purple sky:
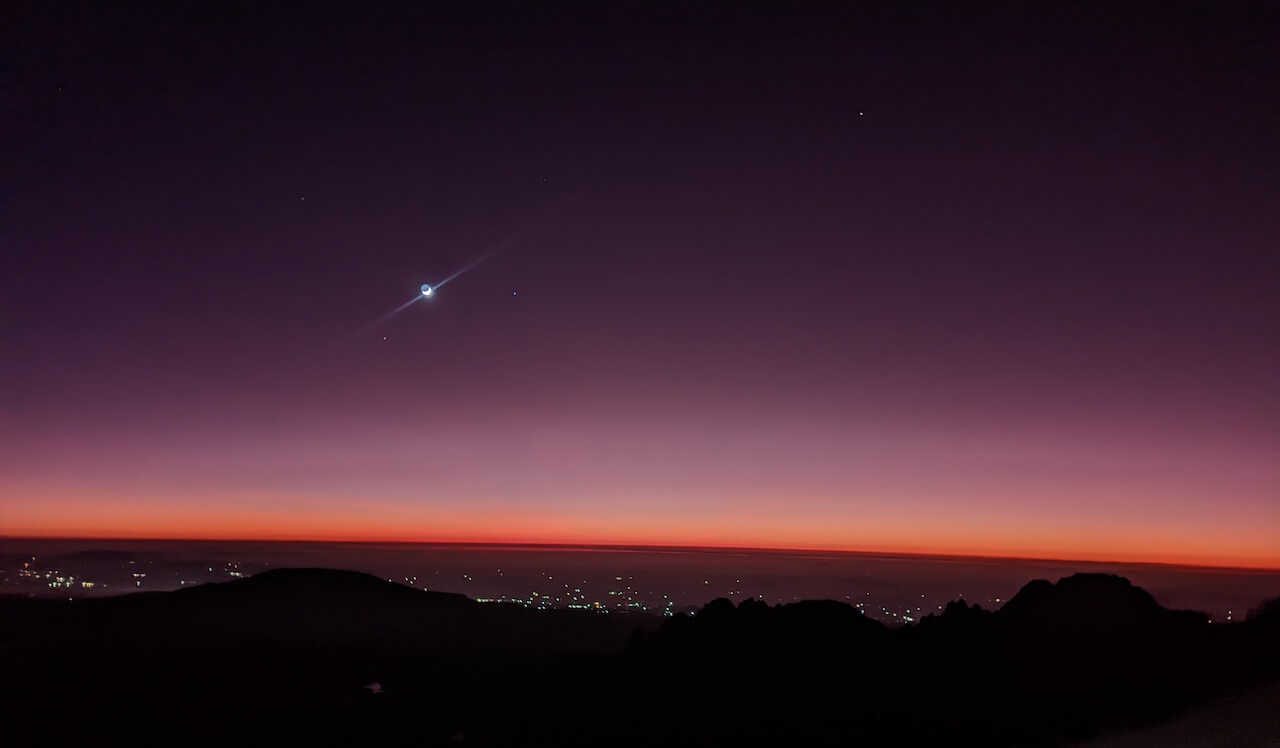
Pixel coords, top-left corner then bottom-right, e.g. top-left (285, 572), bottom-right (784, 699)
top-left (3, 2), bottom-right (1277, 566)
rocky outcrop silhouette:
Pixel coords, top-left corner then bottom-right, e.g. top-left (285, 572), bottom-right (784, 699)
top-left (996, 572), bottom-right (1208, 632)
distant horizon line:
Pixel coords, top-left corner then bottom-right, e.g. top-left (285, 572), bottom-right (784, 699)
top-left (3, 534), bottom-right (1277, 574)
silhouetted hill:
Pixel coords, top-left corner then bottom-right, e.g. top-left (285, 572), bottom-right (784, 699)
top-left (4, 567), bottom-right (646, 656)
top-left (1249, 594), bottom-right (1280, 625)
top-left (997, 573), bottom-right (1208, 632)
top-left (2, 570), bottom-right (1277, 746)
top-left (118, 567), bottom-right (474, 631)
top-left (187, 566), bottom-right (471, 604)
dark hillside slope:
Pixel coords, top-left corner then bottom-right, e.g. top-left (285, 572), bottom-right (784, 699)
top-left (2, 570), bottom-right (1276, 746)
top-left (1, 569), bottom-right (656, 745)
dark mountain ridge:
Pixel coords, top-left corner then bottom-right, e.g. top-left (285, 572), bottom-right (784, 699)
top-left (3, 569), bottom-right (1277, 746)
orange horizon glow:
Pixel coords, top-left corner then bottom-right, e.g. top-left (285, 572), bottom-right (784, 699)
top-left (6, 532), bottom-right (1277, 572)
top-left (7, 508), bottom-right (1278, 572)
top-left (12, 420), bottom-right (1280, 573)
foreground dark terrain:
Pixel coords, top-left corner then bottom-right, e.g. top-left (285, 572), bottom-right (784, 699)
top-left (3, 569), bottom-right (1277, 746)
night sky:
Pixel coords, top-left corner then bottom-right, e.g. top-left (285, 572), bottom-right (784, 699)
top-left (4, 1), bottom-right (1277, 567)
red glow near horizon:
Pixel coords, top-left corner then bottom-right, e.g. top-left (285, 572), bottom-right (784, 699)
top-left (7, 350), bottom-right (1277, 571)
top-left (7, 477), bottom-right (1278, 570)
top-left (8, 385), bottom-right (1279, 570)
top-left (6, 388), bottom-right (1278, 572)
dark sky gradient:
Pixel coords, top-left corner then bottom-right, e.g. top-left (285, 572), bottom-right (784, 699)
top-left (4, 1), bottom-right (1277, 566)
